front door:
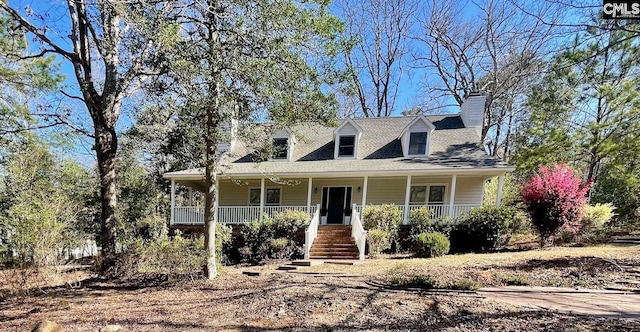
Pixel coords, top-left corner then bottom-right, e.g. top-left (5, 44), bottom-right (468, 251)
top-left (324, 187), bottom-right (352, 224)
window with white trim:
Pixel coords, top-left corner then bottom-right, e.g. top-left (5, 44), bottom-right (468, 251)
top-left (409, 186), bottom-right (427, 205)
top-left (408, 132), bottom-right (428, 155)
top-left (338, 135), bottom-right (356, 157)
top-left (409, 185), bottom-right (445, 205)
top-left (249, 188), bottom-right (281, 205)
top-left (428, 186), bottom-right (445, 205)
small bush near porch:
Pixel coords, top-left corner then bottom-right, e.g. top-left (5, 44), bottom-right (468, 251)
top-left (240, 210), bottom-right (311, 264)
top-left (449, 206), bottom-right (524, 254)
top-left (362, 205), bottom-right (403, 255)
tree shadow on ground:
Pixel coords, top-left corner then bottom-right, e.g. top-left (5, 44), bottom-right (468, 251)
top-left (484, 256), bottom-right (637, 273)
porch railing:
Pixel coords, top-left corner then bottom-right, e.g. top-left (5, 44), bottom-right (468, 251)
top-left (304, 204), bottom-right (321, 260)
top-left (171, 205), bottom-right (311, 225)
top-left (351, 204), bottom-right (367, 261)
top-left (353, 204), bottom-right (480, 222)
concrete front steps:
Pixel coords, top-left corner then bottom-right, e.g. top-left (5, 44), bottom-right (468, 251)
top-left (309, 225), bottom-right (359, 260)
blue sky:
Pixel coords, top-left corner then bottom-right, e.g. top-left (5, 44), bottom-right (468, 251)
top-left (9, 0), bottom-right (594, 165)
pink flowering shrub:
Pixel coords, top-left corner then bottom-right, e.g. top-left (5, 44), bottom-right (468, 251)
top-left (521, 164), bottom-right (591, 244)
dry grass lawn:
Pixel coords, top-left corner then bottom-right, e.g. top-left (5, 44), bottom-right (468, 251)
top-left (0, 244), bottom-right (638, 331)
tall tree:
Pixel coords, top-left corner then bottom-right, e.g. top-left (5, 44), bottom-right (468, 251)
top-left (154, 0), bottom-right (340, 278)
top-left (0, 1), bottom-right (163, 270)
top-left (517, 24), bottom-right (640, 187)
top-left (413, 0), bottom-right (559, 158)
top-left (0, 10), bottom-right (62, 138)
top-left (336, 0), bottom-right (416, 117)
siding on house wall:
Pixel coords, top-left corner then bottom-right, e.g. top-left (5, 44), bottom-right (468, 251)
top-left (217, 176), bottom-right (486, 207)
top-left (366, 177), bottom-right (406, 205)
top-left (453, 177), bottom-right (485, 205)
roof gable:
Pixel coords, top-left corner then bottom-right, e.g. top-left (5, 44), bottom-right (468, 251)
top-left (401, 115), bottom-right (436, 135)
top-left (333, 118), bottom-right (363, 136)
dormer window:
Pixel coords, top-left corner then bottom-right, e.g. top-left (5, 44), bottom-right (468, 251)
top-left (270, 129), bottom-right (295, 161)
top-left (401, 115), bottom-right (436, 157)
top-left (273, 138), bottom-right (288, 159)
top-left (408, 132), bottom-right (428, 155)
top-left (338, 135), bottom-right (356, 157)
top-left (333, 118), bottom-right (363, 160)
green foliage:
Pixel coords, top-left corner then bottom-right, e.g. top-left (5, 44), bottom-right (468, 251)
top-left (116, 146), bottom-right (165, 242)
top-left (135, 214), bottom-right (168, 241)
top-left (415, 232), bottom-right (450, 258)
top-left (0, 13), bottom-right (64, 138)
top-left (271, 210), bottom-right (311, 239)
top-left (592, 161), bottom-right (640, 231)
top-left (215, 223), bottom-right (233, 264)
top-left (515, 25), bottom-right (640, 220)
top-left (0, 137), bottom-right (90, 267)
top-left (409, 207), bottom-right (433, 236)
top-left (240, 210), bottom-right (309, 263)
top-left (113, 233), bottom-right (207, 282)
top-left (367, 229), bottom-right (391, 257)
top-left (449, 206), bottom-right (519, 253)
top-left (581, 203), bottom-right (616, 233)
top-left (483, 174), bottom-right (520, 207)
top-left (363, 204), bottom-right (403, 249)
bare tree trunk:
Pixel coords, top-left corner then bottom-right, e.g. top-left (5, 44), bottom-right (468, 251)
top-left (203, 0), bottom-right (221, 279)
top-left (95, 123), bottom-right (118, 269)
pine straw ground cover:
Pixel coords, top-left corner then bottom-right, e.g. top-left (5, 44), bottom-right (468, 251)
top-left (0, 245), bottom-right (638, 331)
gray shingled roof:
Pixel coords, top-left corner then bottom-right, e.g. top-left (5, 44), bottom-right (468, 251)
top-left (165, 115), bottom-right (513, 178)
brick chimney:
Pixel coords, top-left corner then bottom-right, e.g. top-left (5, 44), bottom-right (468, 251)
top-left (460, 92), bottom-right (486, 129)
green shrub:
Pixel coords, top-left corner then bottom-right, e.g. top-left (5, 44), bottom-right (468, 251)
top-left (409, 207), bottom-right (433, 236)
top-left (449, 206), bottom-right (518, 253)
top-left (240, 210), bottom-right (310, 263)
top-left (367, 229), bottom-right (391, 257)
top-left (415, 232), bottom-right (450, 258)
top-left (581, 203), bottom-right (616, 233)
top-left (268, 237), bottom-right (291, 259)
top-left (363, 204), bottom-right (403, 247)
top-left (135, 214), bottom-right (168, 241)
top-left (216, 223), bottom-right (233, 264)
top-left (271, 210), bottom-right (310, 239)
top-left (113, 232), bottom-right (207, 282)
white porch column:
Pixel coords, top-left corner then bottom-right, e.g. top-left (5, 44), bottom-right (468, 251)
top-left (307, 177), bottom-right (313, 213)
top-left (449, 174), bottom-right (457, 217)
top-left (403, 175), bottom-right (412, 224)
top-left (361, 176), bottom-right (368, 214)
top-left (214, 174), bottom-right (219, 223)
top-left (170, 179), bottom-right (176, 225)
top-left (259, 178), bottom-right (265, 222)
top-left (496, 174), bottom-right (505, 206)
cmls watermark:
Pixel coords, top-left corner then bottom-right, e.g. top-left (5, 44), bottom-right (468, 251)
top-left (603, 1), bottom-right (640, 19)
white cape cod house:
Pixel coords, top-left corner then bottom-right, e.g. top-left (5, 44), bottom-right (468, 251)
top-left (164, 94), bottom-right (514, 260)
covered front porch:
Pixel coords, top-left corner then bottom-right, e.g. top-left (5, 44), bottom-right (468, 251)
top-left (167, 173), bottom-right (507, 226)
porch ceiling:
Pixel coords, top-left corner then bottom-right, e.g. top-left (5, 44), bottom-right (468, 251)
top-left (175, 179), bottom-right (207, 192)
